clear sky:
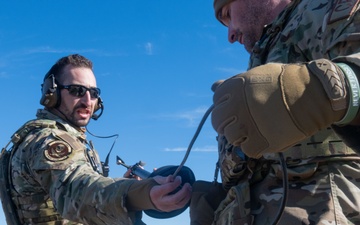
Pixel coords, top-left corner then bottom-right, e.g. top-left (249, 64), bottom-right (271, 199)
top-left (0, 1), bottom-right (249, 224)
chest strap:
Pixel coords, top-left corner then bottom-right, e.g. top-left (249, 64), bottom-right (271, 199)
top-left (263, 127), bottom-right (358, 162)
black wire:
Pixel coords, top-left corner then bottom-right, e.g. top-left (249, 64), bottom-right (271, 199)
top-left (54, 107), bottom-right (117, 171)
top-left (86, 126), bottom-right (119, 167)
top-left (272, 152), bottom-right (288, 224)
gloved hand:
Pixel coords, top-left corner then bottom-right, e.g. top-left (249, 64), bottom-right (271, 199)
top-left (211, 59), bottom-right (353, 158)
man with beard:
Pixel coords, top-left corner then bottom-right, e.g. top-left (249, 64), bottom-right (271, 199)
top-left (190, 0), bottom-right (360, 224)
top-left (1, 54), bottom-right (191, 225)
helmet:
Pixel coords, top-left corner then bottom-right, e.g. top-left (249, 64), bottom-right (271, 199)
top-left (213, 0), bottom-right (235, 25)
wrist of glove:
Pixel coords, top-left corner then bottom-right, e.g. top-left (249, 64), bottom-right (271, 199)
top-left (212, 59), bottom-right (359, 158)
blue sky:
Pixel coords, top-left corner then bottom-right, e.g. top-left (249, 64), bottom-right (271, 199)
top-left (0, 1), bottom-right (249, 224)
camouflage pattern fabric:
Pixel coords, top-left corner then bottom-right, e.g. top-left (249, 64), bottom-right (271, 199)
top-left (8, 109), bottom-right (158, 225)
top-left (211, 0), bottom-right (360, 224)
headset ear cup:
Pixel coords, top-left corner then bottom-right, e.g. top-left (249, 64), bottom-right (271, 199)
top-left (40, 74), bottom-right (59, 108)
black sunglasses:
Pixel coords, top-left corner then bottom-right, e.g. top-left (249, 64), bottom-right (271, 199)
top-left (58, 84), bottom-right (101, 99)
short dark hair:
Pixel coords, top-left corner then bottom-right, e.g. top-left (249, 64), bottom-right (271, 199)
top-left (44, 54), bottom-right (93, 83)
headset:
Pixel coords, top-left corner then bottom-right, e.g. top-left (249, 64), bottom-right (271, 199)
top-left (40, 73), bottom-right (104, 120)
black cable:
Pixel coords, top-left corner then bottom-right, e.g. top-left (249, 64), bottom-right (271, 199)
top-left (272, 152), bottom-right (288, 225)
top-left (86, 126), bottom-right (119, 172)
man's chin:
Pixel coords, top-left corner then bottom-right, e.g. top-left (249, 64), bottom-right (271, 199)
top-left (74, 118), bottom-right (90, 127)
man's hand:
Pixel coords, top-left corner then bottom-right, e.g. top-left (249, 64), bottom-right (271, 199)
top-left (150, 175), bottom-right (192, 212)
top-left (123, 169), bottom-right (142, 180)
top-left (211, 60), bottom-right (349, 158)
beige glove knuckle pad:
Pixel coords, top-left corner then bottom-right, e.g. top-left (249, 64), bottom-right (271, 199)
top-left (306, 59), bottom-right (347, 111)
top-left (212, 76), bottom-right (269, 155)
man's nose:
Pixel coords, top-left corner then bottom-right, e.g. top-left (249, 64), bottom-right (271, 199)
top-left (80, 91), bottom-right (92, 106)
top-left (228, 25), bottom-right (238, 43)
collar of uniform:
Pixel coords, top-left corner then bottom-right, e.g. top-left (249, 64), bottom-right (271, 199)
top-left (36, 108), bottom-right (86, 139)
top-left (252, 0), bottom-right (302, 53)
top-left (269, 0), bottom-right (301, 31)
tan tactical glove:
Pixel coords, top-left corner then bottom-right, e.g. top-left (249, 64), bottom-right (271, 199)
top-left (211, 59), bottom-right (358, 158)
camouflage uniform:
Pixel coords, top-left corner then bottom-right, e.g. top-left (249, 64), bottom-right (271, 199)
top-left (191, 0), bottom-right (360, 224)
top-left (7, 109), bottom-right (158, 225)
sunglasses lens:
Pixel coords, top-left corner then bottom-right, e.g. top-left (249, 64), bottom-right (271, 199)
top-left (64, 85), bottom-right (100, 99)
top-left (90, 89), bottom-right (100, 98)
top-left (77, 86), bottom-right (87, 97)
top-left (67, 86), bottom-right (82, 97)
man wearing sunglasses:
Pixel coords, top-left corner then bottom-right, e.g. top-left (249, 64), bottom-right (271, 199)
top-left (190, 0), bottom-right (360, 225)
top-left (0, 54), bottom-right (192, 225)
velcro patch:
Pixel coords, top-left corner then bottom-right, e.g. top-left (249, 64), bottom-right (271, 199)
top-left (328, 0), bottom-right (359, 24)
top-left (44, 141), bottom-right (72, 161)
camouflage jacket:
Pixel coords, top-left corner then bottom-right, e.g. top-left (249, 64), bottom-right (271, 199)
top-left (9, 109), bottom-right (157, 225)
top-left (210, 1), bottom-right (360, 224)
top-left (218, 0), bottom-right (360, 189)
top-left (247, 0), bottom-right (360, 162)
top-left (250, 0), bottom-right (360, 67)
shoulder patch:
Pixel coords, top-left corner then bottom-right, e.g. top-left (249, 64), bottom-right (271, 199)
top-left (328, 0), bottom-right (360, 24)
top-left (44, 141), bottom-right (72, 161)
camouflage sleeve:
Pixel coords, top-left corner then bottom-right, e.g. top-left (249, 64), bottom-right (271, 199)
top-left (277, 1), bottom-right (360, 64)
top-left (324, 2), bottom-right (360, 64)
top-left (26, 127), bottom-right (158, 224)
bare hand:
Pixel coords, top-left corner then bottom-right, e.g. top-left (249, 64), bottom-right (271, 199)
top-left (150, 175), bottom-right (192, 212)
top-left (123, 169), bottom-right (141, 180)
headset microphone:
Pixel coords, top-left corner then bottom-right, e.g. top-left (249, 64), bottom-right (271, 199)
top-left (91, 99), bottom-right (104, 121)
